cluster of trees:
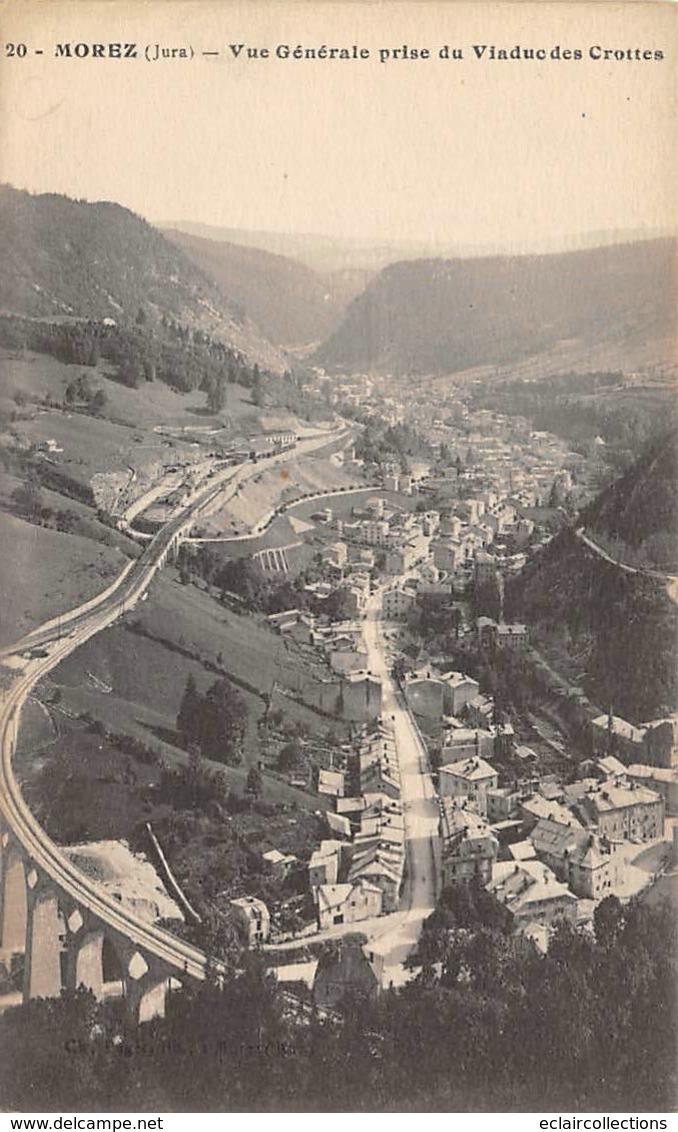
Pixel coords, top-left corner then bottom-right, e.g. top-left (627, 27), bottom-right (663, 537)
top-left (63, 372), bottom-right (108, 414)
top-left (178, 548), bottom-right (357, 623)
top-left (352, 420), bottom-right (433, 469)
top-left (176, 674), bottom-right (248, 765)
top-left (157, 745), bottom-right (230, 813)
top-left (405, 595), bottom-right (464, 643)
top-left (0, 313), bottom-right (269, 398)
top-left (10, 479), bottom-right (83, 537)
top-left (1, 887), bottom-right (673, 1111)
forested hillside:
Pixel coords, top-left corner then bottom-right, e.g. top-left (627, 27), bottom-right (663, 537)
top-left (315, 238), bottom-right (676, 376)
top-left (0, 185), bottom-right (285, 373)
top-left (507, 431), bottom-right (678, 721)
top-left (164, 228), bottom-right (368, 347)
top-left (582, 427), bottom-right (678, 568)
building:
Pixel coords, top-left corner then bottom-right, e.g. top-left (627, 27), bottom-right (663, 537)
top-left (590, 714), bottom-right (647, 762)
top-left (487, 860), bottom-right (578, 928)
top-left (385, 543), bottom-right (417, 575)
top-left (268, 609), bottom-right (304, 633)
top-left (308, 840), bottom-right (343, 895)
top-left (261, 849), bottom-right (297, 881)
top-left (441, 728), bottom-right (496, 765)
top-left (529, 817), bottom-right (616, 900)
top-left (643, 716), bottom-right (678, 768)
top-left (322, 541), bottom-right (349, 570)
top-left (316, 880), bottom-right (383, 930)
top-left (474, 552), bottom-right (498, 583)
top-left (440, 671), bottom-right (480, 716)
top-left (229, 896), bottom-right (270, 946)
top-left (313, 935), bottom-right (381, 1008)
top-left (580, 782), bottom-right (664, 842)
top-left (440, 802), bottom-right (499, 886)
top-left (438, 756), bottom-right (499, 816)
top-left (486, 785), bottom-right (522, 823)
top-left (403, 670), bottom-right (446, 718)
top-left (466, 693), bottom-right (495, 729)
top-left (342, 672), bottom-right (383, 723)
top-left (590, 714), bottom-right (678, 770)
top-left (383, 584), bottom-right (417, 620)
top-left (359, 734), bottom-right (400, 800)
top-left (477, 617), bottom-right (528, 652)
top-left (519, 794), bottom-right (581, 832)
top-left (626, 764), bottom-right (678, 816)
top-left (348, 846), bottom-right (403, 912)
top-left (362, 519), bottom-right (390, 546)
top-left (431, 539), bottom-right (464, 572)
top-left (317, 769), bottom-right (346, 799)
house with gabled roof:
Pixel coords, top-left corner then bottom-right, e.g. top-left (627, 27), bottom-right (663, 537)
top-left (316, 880), bottom-right (383, 930)
top-left (438, 756), bottom-right (498, 816)
top-left (529, 817), bottom-right (616, 900)
top-left (487, 860), bottom-right (578, 928)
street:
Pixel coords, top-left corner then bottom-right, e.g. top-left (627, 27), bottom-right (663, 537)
top-left (360, 590), bottom-right (440, 984)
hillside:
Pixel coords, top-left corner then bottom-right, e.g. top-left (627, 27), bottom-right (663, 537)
top-left (507, 433), bottom-right (678, 721)
top-left (0, 185), bottom-right (285, 373)
top-left (315, 238), bottom-right (677, 376)
top-left (163, 228), bottom-right (368, 347)
top-left (582, 427), bottom-right (678, 567)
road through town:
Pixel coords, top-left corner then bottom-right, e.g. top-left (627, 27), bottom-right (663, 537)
top-left (272, 592), bottom-right (441, 984)
top-left (360, 590), bottom-right (440, 983)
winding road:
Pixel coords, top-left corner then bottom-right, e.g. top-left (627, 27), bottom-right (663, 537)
top-left (575, 526), bottom-right (678, 604)
top-left (0, 424), bottom-right (349, 987)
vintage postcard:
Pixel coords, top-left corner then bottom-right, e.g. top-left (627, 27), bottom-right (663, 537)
top-left (0, 0), bottom-right (676, 1118)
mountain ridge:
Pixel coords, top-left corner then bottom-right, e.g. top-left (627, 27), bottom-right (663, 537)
top-left (0, 185), bottom-right (287, 374)
top-left (162, 227), bottom-right (370, 348)
top-left (314, 237), bottom-right (677, 377)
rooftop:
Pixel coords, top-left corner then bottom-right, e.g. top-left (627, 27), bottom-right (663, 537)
top-left (440, 756), bottom-right (498, 782)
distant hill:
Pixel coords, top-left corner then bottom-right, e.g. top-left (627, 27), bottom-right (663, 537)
top-left (160, 218), bottom-right (675, 274)
top-left (159, 221), bottom-right (439, 274)
top-left (507, 430), bottom-right (678, 721)
top-left (315, 239), bottom-right (677, 376)
top-left (0, 185), bottom-right (286, 373)
top-left (163, 228), bottom-right (369, 347)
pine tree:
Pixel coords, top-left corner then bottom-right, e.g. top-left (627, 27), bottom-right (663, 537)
top-left (177, 673), bottom-right (200, 747)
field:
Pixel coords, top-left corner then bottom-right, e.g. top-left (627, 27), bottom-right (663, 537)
top-left (0, 511), bottom-right (128, 648)
top-left (0, 350), bottom-right (276, 509)
top-left (44, 571), bottom-right (344, 778)
top-left (0, 349), bottom-right (261, 432)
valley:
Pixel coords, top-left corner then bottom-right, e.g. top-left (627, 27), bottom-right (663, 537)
top-left (0, 183), bottom-right (675, 1116)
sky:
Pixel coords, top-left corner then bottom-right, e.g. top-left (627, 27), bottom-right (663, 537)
top-left (1, 0), bottom-right (676, 252)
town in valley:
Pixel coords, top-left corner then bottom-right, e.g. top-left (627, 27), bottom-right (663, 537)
top-left (0, 188), bottom-right (675, 1112)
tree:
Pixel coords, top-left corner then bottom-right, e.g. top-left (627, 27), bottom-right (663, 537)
top-left (11, 480), bottom-right (43, 520)
top-left (277, 742), bottom-right (300, 772)
top-left (593, 894), bottom-right (624, 949)
top-left (252, 365), bottom-right (264, 407)
top-left (177, 673), bottom-right (200, 747)
top-left (199, 677), bottom-right (247, 765)
top-left (206, 377), bottom-right (227, 414)
top-left (90, 389), bottom-right (107, 415)
top-left (246, 764), bottom-right (263, 798)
